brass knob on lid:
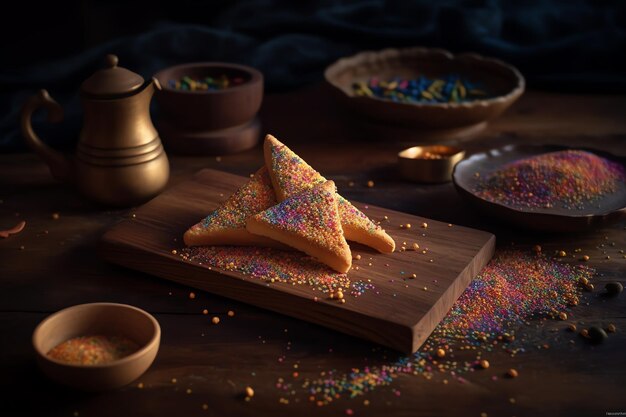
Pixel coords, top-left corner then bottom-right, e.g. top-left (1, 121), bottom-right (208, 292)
top-left (81, 54), bottom-right (145, 97)
top-left (106, 54), bottom-right (119, 68)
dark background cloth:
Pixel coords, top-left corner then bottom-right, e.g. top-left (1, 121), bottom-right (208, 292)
top-left (1, 0), bottom-right (625, 152)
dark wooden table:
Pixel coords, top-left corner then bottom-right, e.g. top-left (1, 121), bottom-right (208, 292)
top-left (1, 84), bottom-right (625, 417)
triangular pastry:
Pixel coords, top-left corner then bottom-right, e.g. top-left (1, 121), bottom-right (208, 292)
top-left (184, 167), bottom-right (282, 247)
top-left (246, 181), bottom-right (352, 273)
top-left (264, 134), bottom-right (395, 253)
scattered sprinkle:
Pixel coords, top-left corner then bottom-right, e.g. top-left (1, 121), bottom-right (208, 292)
top-left (293, 250), bottom-right (591, 404)
top-left (180, 246), bottom-right (374, 298)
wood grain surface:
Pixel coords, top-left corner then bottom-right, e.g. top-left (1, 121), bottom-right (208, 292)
top-left (1, 87), bottom-right (625, 417)
top-left (100, 168), bottom-right (495, 353)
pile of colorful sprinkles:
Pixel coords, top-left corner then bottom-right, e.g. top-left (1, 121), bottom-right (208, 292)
top-left (47, 335), bottom-right (140, 365)
top-left (352, 75), bottom-right (488, 104)
top-left (178, 239), bottom-right (601, 408)
top-left (474, 150), bottom-right (625, 210)
top-left (180, 246), bottom-right (374, 297)
top-left (294, 250), bottom-right (593, 405)
top-left (168, 74), bottom-right (245, 91)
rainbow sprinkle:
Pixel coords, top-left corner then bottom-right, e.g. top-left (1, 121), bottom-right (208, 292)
top-left (474, 150), bottom-right (625, 210)
top-left (292, 250), bottom-right (593, 404)
top-left (47, 335), bottom-right (140, 365)
top-left (180, 246), bottom-right (364, 295)
top-left (188, 167), bottom-right (275, 234)
top-left (250, 181), bottom-right (348, 258)
top-left (265, 135), bottom-right (394, 252)
top-left (352, 75), bottom-right (488, 104)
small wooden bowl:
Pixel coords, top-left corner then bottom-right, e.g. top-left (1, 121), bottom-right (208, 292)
top-left (155, 62), bottom-right (263, 130)
top-left (325, 47), bottom-right (524, 130)
top-left (398, 145), bottom-right (465, 183)
top-left (453, 145), bottom-right (626, 231)
top-left (154, 63), bottom-right (263, 154)
top-left (32, 303), bottom-right (160, 391)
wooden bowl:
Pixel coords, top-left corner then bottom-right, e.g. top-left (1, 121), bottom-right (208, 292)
top-left (155, 62), bottom-right (263, 130)
top-left (325, 47), bottom-right (524, 129)
top-left (154, 63), bottom-right (263, 155)
top-left (453, 145), bottom-right (626, 232)
top-left (32, 303), bottom-right (160, 391)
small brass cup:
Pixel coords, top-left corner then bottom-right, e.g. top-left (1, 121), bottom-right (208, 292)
top-left (398, 145), bottom-right (465, 183)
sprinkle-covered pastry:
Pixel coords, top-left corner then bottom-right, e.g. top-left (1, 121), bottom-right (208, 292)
top-left (246, 181), bottom-right (352, 273)
top-left (184, 167), bottom-right (283, 247)
top-left (264, 134), bottom-right (395, 253)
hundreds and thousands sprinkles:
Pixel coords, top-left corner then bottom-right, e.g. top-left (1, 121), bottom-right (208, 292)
top-left (168, 74), bottom-right (245, 91)
top-left (178, 247), bottom-right (600, 406)
top-left (352, 75), bottom-right (488, 104)
top-left (278, 250), bottom-right (593, 405)
top-left (474, 150), bottom-right (625, 210)
top-left (47, 335), bottom-right (140, 365)
top-left (180, 246), bottom-right (375, 298)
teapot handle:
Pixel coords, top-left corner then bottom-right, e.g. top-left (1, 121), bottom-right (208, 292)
top-left (20, 89), bottom-right (71, 182)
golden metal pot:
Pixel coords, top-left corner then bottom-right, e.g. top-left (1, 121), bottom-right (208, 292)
top-left (20, 54), bottom-right (169, 207)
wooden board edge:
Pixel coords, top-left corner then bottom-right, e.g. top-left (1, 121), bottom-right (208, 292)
top-left (410, 233), bottom-right (496, 353)
top-left (98, 234), bottom-right (416, 353)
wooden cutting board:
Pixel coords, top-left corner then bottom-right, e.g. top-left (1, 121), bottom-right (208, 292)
top-left (100, 169), bottom-right (495, 353)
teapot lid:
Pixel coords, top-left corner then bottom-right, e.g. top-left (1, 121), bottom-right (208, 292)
top-left (81, 54), bottom-right (144, 96)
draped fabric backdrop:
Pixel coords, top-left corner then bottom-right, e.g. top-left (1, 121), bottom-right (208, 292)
top-left (1, 0), bottom-right (625, 151)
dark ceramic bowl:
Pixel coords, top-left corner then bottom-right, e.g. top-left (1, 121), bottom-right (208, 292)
top-left (453, 145), bottom-right (626, 232)
top-left (325, 47), bottom-right (524, 130)
top-left (154, 62), bottom-right (263, 131)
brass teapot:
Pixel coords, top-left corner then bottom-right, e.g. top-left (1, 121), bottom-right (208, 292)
top-left (21, 54), bottom-right (169, 206)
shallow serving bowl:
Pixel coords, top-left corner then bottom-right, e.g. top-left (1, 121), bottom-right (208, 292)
top-left (32, 303), bottom-right (160, 391)
top-left (325, 47), bottom-right (524, 130)
top-left (453, 144), bottom-right (626, 231)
